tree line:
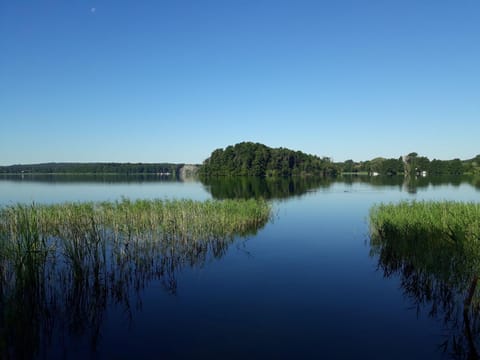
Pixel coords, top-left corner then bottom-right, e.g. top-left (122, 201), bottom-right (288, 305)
top-left (2, 146), bottom-right (478, 177)
top-left (339, 153), bottom-right (480, 176)
top-left (0, 162), bottom-right (183, 176)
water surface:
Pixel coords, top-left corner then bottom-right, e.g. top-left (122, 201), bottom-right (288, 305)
top-left (1, 175), bottom-right (479, 359)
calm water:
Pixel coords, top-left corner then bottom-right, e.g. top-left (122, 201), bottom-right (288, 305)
top-left (1, 175), bottom-right (479, 359)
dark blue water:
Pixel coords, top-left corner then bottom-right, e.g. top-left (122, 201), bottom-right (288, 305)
top-left (1, 175), bottom-right (479, 359)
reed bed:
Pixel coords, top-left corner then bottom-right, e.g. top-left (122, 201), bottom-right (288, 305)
top-left (0, 198), bottom-right (270, 241)
top-left (0, 198), bottom-right (271, 285)
top-left (0, 198), bottom-right (271, 358)
top-left (370, 200), bottom-right (480, 244)
top-left (369, 201), bottom-right (480, 357)
top-left (369, 201), bottom-right (480, 282)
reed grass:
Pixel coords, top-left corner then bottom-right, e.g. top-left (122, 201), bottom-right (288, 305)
top-left (369, 200), bottom-right (480, 244)
top-left (369, 201), bottom-right (480, 357)
top-left (0, 198), bottom-right (271, 358)
top-left (0, 198), bottom-right (271, 283)
top-left (369, 201), bottom-right (480, 281)
top-left (0, 198), bottom-right (270, 239)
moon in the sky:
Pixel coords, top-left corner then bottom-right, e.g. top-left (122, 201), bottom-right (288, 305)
top-left (90, 7), bottom-right (96, 13)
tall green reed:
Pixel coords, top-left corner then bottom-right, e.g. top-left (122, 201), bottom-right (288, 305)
top-left (0, 198), bottom-right (271, 359)
top-left (369, 200), bottom-right (480, 358)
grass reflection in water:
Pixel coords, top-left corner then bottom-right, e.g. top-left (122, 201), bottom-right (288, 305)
top-left (0, 198), bottom-right (271, 359)
top-left (370, 201), bottom-right (480, 359)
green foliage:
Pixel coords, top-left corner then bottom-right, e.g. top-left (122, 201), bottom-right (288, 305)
top-left (401, 153), bottom-right (429, 175)
top-left (343, 157), bottom-right (404, 175)
top-left (0, 162), bottom-right (183, 176)
top-left (199, 142), bottom-right (338, 177)
top-left (339, 153), bottom-right (478, 176)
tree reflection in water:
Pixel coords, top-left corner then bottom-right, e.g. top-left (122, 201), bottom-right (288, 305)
top-left (202, 175), bottom-right (480, 200)
top-left (201, 176), bottom-right (333, 200)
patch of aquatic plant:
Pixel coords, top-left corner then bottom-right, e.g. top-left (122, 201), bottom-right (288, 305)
top-left (370, 200), bottom-right (480, 246)
top-left (0, 198), bottom-right (271, 359)
top-left (369, 201), bottom-right (480, 311)
top-left (369, 200), bottom-right (480, 359)
top-left (1, 198), bottom-right (270, 238)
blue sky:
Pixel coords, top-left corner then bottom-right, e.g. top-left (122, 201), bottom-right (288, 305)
top-left (1, 0), bottom-right (479, 165)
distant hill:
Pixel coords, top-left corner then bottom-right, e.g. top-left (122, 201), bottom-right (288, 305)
top-left (0, 162), bottom-right (184, 176)
top-left (199, 142), bottom-right (337, 177)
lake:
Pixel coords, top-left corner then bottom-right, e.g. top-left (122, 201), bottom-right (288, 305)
top-left (1, 175), bottom-right (479, 359)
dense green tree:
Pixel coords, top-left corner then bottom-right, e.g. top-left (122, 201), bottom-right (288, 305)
top-left (367, 157), bottom-right (384, 174)
top-left (416, 156), bottom-right (430, 173)
top-left (342, 160), bottom-right (355, 173)
top-left (199, 142), bottom-right (338, 177)
top-left (380, 158), bottom-right (403, 175)
top-left (447, 158), bottom-right (463, 174)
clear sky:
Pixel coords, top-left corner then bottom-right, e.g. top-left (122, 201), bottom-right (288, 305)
top-left (1, 0), bottom-right (479, 165)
